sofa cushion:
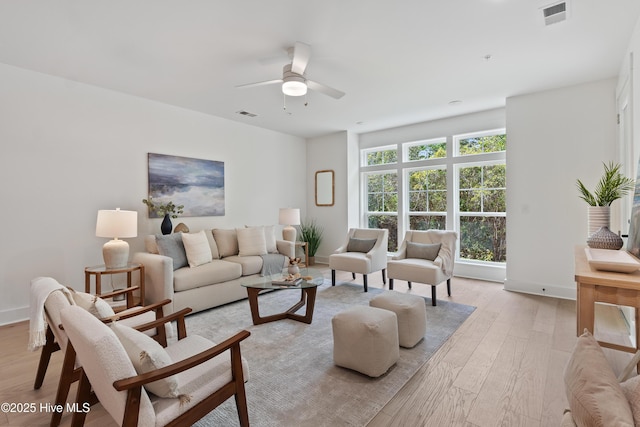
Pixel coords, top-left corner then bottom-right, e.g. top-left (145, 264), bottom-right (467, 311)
top-left (564, 329), bottom-right (634, 426)
top-left (224, 255), bottom-right (263, 276)
top-left (205, 229), bottom-right (220, 259)
top-left (247, 225), bottom-right (278, 253)
top-left (406, 241), bottom-right (441, 261)
top-left (173, 260), bottom-right (242, 292)
top-left (213, 228), bottom-right (239, 257)
top-left (621, 375), bottom-right (640, 425)
top-left (182, 231), bottom-right (213, 268)
top-left (237, 227), bottom-right (268, 256)
top-left (145, 235), bottom-right (160, 254)
top-left (155, 233), bottom-right (188, 270)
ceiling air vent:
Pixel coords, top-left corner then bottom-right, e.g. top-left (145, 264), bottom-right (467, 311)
top-left (542, 1), bottom-right (567, 26)
top-left (236, 110), bottom-right (257, 118)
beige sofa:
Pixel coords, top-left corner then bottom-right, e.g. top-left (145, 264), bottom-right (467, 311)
top-left (562, 329), bottom-right (640, 426)
top-left (133, 226), bottom-right (294, 315)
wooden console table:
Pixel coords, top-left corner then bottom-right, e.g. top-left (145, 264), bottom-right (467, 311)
top-left (575, 246), bottom-right (640, 363)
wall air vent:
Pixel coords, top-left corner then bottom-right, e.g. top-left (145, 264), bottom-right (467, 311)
top-left (236, 110), bottom-right (257, 118)
top-left (542, 1), bottom-right (567, 26)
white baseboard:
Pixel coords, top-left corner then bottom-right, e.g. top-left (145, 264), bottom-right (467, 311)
top-left (503, 278), bottom-right (576, 300)
top-left (0, 305), bottom-right (28, 326)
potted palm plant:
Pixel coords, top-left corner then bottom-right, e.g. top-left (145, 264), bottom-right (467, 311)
top-left (299, 219), bottom-right (323, 266)
top-left (576, 161), bottom-right (634, 237)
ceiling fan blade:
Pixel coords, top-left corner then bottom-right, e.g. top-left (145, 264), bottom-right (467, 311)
top-left (306, 79), bottom-right (345, 99)
top-left (235, 79), bottom-right (283, 89)
top-left (290, 42), bottom-right (311, 75)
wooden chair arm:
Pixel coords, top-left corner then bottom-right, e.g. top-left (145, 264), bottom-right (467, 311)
top-left (98, 286), bottom-right (140, 300)
top-left (101, 299), bottom-right (172, 323)
top-left (129, 307), bottom-right (192, 340)
top-left (113, 330), bottom-right (251, 391)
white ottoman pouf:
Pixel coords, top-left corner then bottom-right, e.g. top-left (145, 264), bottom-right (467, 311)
top-left (331, 306), bottom-right (399, 377)
top-left (370, 292), bottom-right (426, 348)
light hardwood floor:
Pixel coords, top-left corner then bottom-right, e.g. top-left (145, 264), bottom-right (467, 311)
top-left (0, 267), bottom-right (634, 426)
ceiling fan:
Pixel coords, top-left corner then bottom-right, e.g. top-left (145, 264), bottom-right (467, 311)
top-left (236, 42), bottom-right (345, 100)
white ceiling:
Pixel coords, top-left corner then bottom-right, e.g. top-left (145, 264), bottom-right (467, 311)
top-left (1, 1), bottom-right (639, 139)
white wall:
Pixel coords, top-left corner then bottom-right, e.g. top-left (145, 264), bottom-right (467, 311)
top-left (0, 63), bottom-right (306, 325)
top-left (306, 131), bottom-right (349, 262)
top-left (505, 78), bottom-right (618, 299)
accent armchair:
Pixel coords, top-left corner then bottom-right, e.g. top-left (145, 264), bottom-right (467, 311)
top-left (30, 277), bottom-right (171, 426)
top-left (387, 230), bottom-right (457, 306)
top-left (329, 228), bottom-right (388, 292)
top-left (60, 304), bottom-right (251, 427)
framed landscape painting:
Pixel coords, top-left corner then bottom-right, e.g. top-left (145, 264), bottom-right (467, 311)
top-left (147, 153), bottom-right (225, 217)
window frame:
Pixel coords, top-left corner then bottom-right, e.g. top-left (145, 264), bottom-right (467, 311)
top-left (360, 128), bottom-right (506, 269)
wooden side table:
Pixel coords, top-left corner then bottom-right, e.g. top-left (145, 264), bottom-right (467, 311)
top-left (574, 246), bottom-right (640, 371)
top-left (295, 241), bottom-right (309, 267)
top-left (85, 263), bottom-right (145, 311)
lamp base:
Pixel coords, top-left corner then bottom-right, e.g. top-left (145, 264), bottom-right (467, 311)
top-left (103, 239), bottom-right (129, 269)
top-left (283, 226), bottom-right (297, 243)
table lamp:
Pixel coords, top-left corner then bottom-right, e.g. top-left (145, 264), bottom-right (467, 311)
top-left (279, 208), bottom-right (300, 242)
top-left (95, 208), bottom-right (138, 269)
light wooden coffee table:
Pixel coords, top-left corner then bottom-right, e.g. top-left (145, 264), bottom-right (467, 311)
top-left (241, 268), bottom-right (324, 325)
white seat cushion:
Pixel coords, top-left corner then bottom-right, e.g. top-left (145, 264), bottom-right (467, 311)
top-left (329, 252), bottom-right (371, 274)
top-left (387, 258), bottom-right (445, 285)
top-left (153, 335), bottom-right (250, 427)
top-left (174, 260), bottom-right (242, 292)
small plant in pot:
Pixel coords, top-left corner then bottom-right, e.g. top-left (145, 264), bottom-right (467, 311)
top-left (576, 162), bottom-right (634, 207)
top-left (142, 196), bottom-right (185, 235)
top-left (576, 161), bottom-right (634, 243)
top-left (299, 219), bottom-right (323, 266)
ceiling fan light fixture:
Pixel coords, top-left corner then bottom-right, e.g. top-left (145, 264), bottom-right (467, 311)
top-left (282, 76), bottom-right (307, 96)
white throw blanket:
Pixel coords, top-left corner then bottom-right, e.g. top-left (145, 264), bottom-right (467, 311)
top-left (28, 277), bottom-right (74, 351)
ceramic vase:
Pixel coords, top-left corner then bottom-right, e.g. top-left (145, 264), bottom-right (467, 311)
top-left (587, 206), bottom-right (610, 237)
top-left (288, 264), bottom-right (300, 275)
top-left (587, 226), bottom-right (624, 250)
top-left (161, 214), bottom-right (172, 235)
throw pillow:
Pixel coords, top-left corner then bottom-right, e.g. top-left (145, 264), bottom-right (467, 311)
top-left (347, 237), bottom-right (377, 253)
top-left (247, 225), bottom-right (278, 253)
top-left (181, 230), bottom-right (213, 267)
top-left (406, 241), bottom-right (441, 261)
top-left (110, 322), bottom-right (180, 398)
top-left (621, 375), bottom-right (640, 424)
top-left (69, 289), bottom-right (115, 318)
top-left (155, 233), bottom-right (188, 270)
top-left (564, 329), bottom-right (634, 426)
top-left (237, 227), bottom-right (268, 256)
top-left (212, 228), bottom-right (239, 257)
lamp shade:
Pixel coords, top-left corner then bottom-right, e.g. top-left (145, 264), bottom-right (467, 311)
top-left (96, 209), bottom-right (137, 238)
top-left (279, 208), bottom-right (300, 226)
top-left (279, 208), bottom-right (300, 243)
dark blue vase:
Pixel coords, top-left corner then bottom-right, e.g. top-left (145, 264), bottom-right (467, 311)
top-left (161, 214), bottom-right (172, 235)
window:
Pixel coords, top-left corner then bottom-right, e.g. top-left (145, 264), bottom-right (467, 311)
top-left (408, 167), bottom-right (447, 230)
top-left (364, 171), bottom-right (398, 251)
top-left (363, 146), bottom-right (397, 166)
top-left (360, 128), bottom-right (506, 272)
top-left (457, 131), bottom-right (506, 156)
top-left (404, 138), bottom-right (447, 161)
top-left (458, 162), bottom-right (506, 262)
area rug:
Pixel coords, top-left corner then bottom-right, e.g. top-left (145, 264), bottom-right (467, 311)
top-left (188, 281), bottom-right (475, 427)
